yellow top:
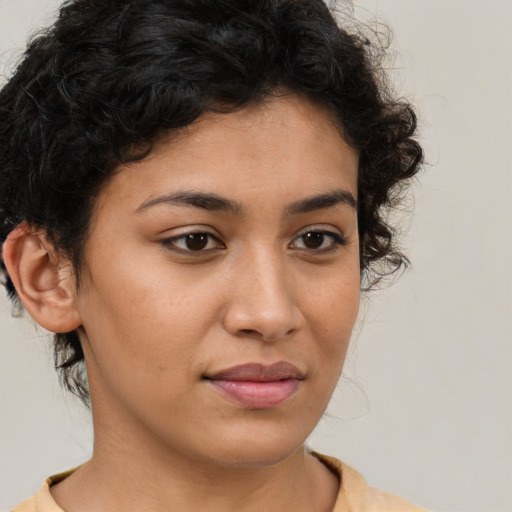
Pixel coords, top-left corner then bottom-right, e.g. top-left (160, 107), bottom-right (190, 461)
top-left (11, 453), bottom-right (429, 512)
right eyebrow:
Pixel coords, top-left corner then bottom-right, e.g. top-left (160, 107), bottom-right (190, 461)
top-left (134, 191), bottom-right (243, 215)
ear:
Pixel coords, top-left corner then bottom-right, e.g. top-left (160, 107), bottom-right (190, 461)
top-left (2, 223), bottom-right (82, 333)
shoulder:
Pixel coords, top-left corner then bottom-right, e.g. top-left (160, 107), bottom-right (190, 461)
top-left (11, 495), bottom-right (37, 512)
top-left (312, 452), bottom-right (431, 512)
top-left (11, 469), bottom-right (76, 512)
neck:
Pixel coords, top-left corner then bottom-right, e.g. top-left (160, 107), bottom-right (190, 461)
top-left (51, 442), bottom-right (338, 512)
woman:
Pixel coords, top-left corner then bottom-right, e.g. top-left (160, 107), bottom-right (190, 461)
top-left (0, 0), bottom-right (425, 510)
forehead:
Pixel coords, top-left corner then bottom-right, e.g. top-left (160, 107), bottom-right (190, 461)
top-left (92, 93), bottom-right (359, 221)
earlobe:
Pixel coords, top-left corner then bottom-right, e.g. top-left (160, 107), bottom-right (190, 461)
top-left (2, 223), bottom-right (82, 333)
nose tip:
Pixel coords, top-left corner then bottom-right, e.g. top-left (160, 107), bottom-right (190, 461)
top-left (235, 307), bottom-right (301, 343)
top-left (224, 304), bottom-right (302, 343)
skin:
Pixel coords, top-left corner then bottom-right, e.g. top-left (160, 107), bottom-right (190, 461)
top-left (11, 93), bottom-right (361, 511)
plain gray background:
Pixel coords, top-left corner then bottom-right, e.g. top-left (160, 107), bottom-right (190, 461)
top-left (1, 1), bottom-right (511, 511)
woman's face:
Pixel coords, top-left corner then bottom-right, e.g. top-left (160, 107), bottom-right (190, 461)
top-left (76, 93), bottom-right (360, 468)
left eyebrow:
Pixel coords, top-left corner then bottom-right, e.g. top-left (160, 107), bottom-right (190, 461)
top-left (285, 189), bottom-right (357, 215)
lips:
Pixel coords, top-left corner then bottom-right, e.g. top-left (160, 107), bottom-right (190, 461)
top-left (205, 362), bottom-right (304, 409)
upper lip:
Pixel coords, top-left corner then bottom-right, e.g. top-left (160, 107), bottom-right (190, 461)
top-left (205, 362), bottom-right (304, 382)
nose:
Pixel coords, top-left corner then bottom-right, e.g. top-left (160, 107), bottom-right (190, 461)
top-left (221, 248), bottom-right (304, 343)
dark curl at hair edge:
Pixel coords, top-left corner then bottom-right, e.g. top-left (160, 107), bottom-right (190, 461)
top-left (0, 0), bottom-right (423, 406)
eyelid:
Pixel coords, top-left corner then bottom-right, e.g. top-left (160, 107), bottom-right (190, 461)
top-left (290, 226), bottom-right (347, 251)
top-left (294, 224), bottom-right (344, 238)
top-left (160, 228), bottom-right (225, 254)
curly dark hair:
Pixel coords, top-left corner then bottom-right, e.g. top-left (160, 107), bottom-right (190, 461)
top-left (0, 0), bottom-right (422, 405)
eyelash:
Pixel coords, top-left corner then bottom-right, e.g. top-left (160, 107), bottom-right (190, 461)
top-left (160, 229), bottom-right (347, 255)
top-left (292, 229), bottom-right (347, 252)
top-left (161, 232), bottom-right (223, 254)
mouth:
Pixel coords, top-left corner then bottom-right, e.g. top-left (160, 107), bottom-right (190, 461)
top-left (204, 362), bottom-right (304, 409)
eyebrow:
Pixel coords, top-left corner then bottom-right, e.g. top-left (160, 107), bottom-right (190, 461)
top-left (286, 189), bottom-right (357, 215)
top-left (135, 191), bottom-right (242, 215)
top-left (134, 189), bottom-right (357, 216)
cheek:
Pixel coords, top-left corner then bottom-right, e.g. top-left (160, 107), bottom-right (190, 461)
top-left (303, 264), bottom-right (360, 364)
top-left (304, 254), bottom-right (360, 322)
top-left (77, 249), bottom-right (221, 375)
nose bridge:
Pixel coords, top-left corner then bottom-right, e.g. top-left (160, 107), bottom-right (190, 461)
top-left (222, 243), bottom-right (301, 341)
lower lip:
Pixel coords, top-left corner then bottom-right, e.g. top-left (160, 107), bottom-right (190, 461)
top-left (208, 379), bottom-right (301, 409)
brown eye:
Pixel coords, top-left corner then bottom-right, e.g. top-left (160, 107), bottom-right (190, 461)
top-left (291, 229), bottom-right (346, 252)
top-left (302, 232), bottom-right (325, 249)
top-left (162, 232), bottom-right (222, 253)
top-left (185, 233), bottom-right (209, 251)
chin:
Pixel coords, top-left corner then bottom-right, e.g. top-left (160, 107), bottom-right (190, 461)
top-left (212, 442), bottom-right (304, 469)
top-left (194, 419), bottom-right (312, 469)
